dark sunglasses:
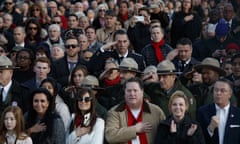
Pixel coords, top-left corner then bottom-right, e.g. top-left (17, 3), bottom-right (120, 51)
top-left (28, 27), bottom-right (38, 30)
top-left (5, 2), bottom-right (13, 5)
top-left (77, 97), bottom-right (92, 102)
top-left (65, 44), bottom-right (78, 49)
top-left (52, 21), bottom-right (61, 24)
top-left (99, 9), bottom-right (106, 12)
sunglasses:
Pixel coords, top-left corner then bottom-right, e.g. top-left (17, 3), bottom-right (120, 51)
top-left (28, 27), bottom-right (38, 30)
top-left (65, 44), bottom-right (78, 49)
top-left (99, 9), bottom-right (106, 12)
top-left (77, 97), bottom-right (92, 102)
top-left (52, 21), bottom-right (61, 24)
top-left (5, 2), bottom-right (13, 5)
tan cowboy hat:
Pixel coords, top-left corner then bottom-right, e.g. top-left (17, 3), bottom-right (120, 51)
top-left (118, 58), bottom-right (140, 73)
top-left (157, 60), bottom-right (180, 75)
top-left (99, 58), bottom-right (119, 80)
top-left (194, 57), bottom-right (226, 76)
top-left (81, 75), bottom-right (104, 90)
top-left (0, 56), bottom-right (19, 70)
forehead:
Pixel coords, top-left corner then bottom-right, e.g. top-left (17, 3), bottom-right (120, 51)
top-left (214, 81), bottom-right (230, 89)
top-left (66, 38), bottom-right (78, 43)
top-left (35, 61), bottom-right (49, 67)
top-left (125, 82), bottom-right (141, 89)
top-left (5, 112), bottom-right (15, 117)
top-left (177, 44), bottom-right (192, 50)
top-left (33, 93), bottom-right (48, 100)
top-left (151, 27), bottom-right (161, 33)
top-left (5, 0), bottom-right (13, 2)
top-left (115, 34), bottom-right (128, 41)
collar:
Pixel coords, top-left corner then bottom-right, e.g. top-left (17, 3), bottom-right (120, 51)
top-left (15, 42), bottom-right (24, 47)
top-left (115, 101), bottom-right (151, 113)
top-left (1, 80), bottom-right (12, 93)
top-left (118, 50), bottom-right (128, 58)
top-left (184, 58), bottom-right (191, 65)
top-left (215, 103), bottom-right (230, 112)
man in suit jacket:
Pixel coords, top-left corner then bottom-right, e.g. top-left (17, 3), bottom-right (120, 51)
top-left (87, 29), bottom-right (146, 76)
top-left (167, 38), bottom-right (200, 84)
top-left (198, 79), bottom-right (240, 144)
top-left (105, 77), bottom-right (165, 144)
top-left (0, 56), bottom-right (29, 115)
top-left (51, 36), bottom-right (86, 87)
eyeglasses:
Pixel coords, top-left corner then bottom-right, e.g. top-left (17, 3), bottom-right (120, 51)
top-left (213, 88), bottom-right (230, 93)
top-left (0, 50), bottom-right (5, 53)
top-left (99, 9), bottom-right (106, 12)
top-left (17, 56), bottom-right (30, 60)
top-left (65, 44), bottom-right (78, 49)
top-left (28, 27), bottom-right (38, 30)
top-left (32, 9), bottom-right (40, 11)
top-left (77, 97), bottom-right (92, 102)
top-left (4, 2), bottom-right (13, 5)
top-left (52, 21), bottom-right (61, 24)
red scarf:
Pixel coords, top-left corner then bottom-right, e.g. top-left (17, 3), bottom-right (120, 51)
top-left (120, 12), bottom-right (129, 22)
top-left (104, 74), bottom-right (120, 87)
top-left (126, 104), bottom-right (148, 144)
top-left (75, 115), bottom-right (84, 127)
top-left (151, 39), bottom-right (165, 63)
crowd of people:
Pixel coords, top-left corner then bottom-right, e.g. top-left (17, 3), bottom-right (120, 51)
top-left (0, 0), bottom-right (240, 143)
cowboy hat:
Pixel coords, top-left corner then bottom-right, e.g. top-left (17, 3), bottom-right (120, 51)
top-left (194, 57), bottom-right (226, 76)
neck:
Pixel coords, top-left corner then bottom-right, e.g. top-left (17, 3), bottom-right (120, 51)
top-left (67, 55), bottom-right (79, 62)
top-left (173, 115), bottom-right (184, 123)
top-left (128, 102), bottom-right (142, 110)
top-left (7, 130), bottom-right (15, 135)
top-left (36, 76), bottom-right (47, 83)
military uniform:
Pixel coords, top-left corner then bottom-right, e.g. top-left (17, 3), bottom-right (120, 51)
top-left (144, 79), bottom-right (196, 119)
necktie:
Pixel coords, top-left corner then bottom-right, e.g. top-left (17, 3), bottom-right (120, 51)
top-left (119, 56), bottom-right (124, 63)
top-left (0, 87), bottom-right (4, 103)
top-left (218, 108), bottom-right (226, 144)
top-left (181, 61), bottom-right (185, 72)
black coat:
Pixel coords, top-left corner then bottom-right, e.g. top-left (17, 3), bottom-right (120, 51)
top-left (87, 49), bottom-right (146, 76)
top-left (198, 103), bottom-right (240, 144)
top-left (51, 55), bottom-right (86, 87)
top-left (155, 115), bottom-right (205, 144)
top-left (171, 11), bottom-right (202, 47)
top-left (0, 80), bottom-right (30, 114)
top-left (127, 22), bottom-right (151, 53)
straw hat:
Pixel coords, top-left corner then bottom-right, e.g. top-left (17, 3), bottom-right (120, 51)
top-left (157, 60), bottom-right (180, 75)
top-left (118, 58), bottom-right (140, 73)
top-left (0, 56), bottom-right (19, 70)
top-left (81, 75), bottom-right (104, 90)
top-left (194, 57), bottom-right (226, 76)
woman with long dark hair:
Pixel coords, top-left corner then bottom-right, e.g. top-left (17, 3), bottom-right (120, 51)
top-left (25, 88), bottom-right (65, 144)
top-left (67, 88), bottom-right (104, 144)
top-left (40, 78), bottom-right (71, 132)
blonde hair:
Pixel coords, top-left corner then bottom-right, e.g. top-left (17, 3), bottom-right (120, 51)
top-left (168, 90), bottom-right (189, 114)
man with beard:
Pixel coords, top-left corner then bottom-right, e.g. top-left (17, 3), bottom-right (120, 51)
top-left (51, 36), bottom-right (86, 87)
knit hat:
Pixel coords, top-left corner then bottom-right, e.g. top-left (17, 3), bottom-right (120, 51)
top-left (215, 19), bottom-right (229, 36)
top-left (226, 43), bottom-right (240, 51)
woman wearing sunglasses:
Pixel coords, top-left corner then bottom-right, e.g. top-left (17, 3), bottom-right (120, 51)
top-left (67, 88), bottom-right (104, 144)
